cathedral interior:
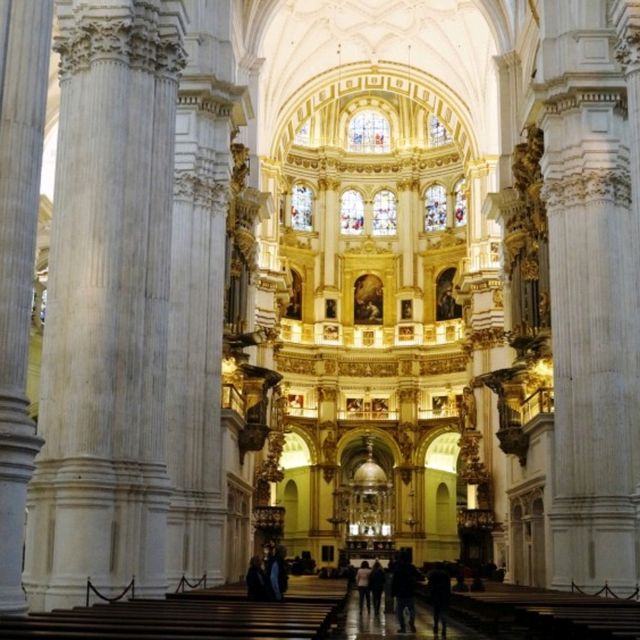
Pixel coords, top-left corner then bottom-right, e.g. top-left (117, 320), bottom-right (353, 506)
top-left (2, 0), bottom-right (640, 615)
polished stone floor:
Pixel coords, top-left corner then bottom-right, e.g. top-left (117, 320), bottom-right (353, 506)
top-left (334, 589), bottom-right (498, 639)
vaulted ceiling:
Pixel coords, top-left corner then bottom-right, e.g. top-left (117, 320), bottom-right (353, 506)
top-left (241, 0), bottom-right (516, 156)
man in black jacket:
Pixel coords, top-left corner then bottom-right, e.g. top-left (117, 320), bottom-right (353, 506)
top-left (391, 551), bottom-right (424, 633)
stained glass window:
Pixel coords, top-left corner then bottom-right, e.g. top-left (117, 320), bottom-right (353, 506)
top-left (429, 115), bottom-right (452, 147)
top-left (291, 184), bottom-right (313, 231)
top-left (454, 178), bottom-right (467, 226)
top-left (294, 121), bottom-right (310, 146)
top-left (373, 190), bottom-right (397, 236)
top-left (340, 190), bottom-right (365, 234)
top-left (348, 110), bottom-right (390, 153)
top-left (425, 184), bottom-right (447, 231)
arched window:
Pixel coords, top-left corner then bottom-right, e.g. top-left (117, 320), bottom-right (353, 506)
top-left (429, 114), bottom-right (452, 147)
top-left (372, 190), bottom-right (397, 236)
top-left (291, 184), bottom-right (313, 231)
top-left (348, 110), bottom-right (390, 153)
top-left (340, 190), bottom-right (365, 235)
top-left (454, 178), bottom-right (467, 226)
top-left (424, 184), bottom-right (447, 231)
top-left (294, 120), bottom-right (310, 146)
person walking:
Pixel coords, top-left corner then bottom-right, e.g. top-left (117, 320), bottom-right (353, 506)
top-left (355, 560), bottom-right (372, 614)
top-left (427, 562), bottom-right (451, 637)
top-left (391, 551), bottom-right (424, 633)
top-left (369, 560), bottom-right (386, 614)
top-left (266, 544), bottom-right (288, 601)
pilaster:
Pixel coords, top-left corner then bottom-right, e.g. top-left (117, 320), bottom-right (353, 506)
top-left (0, 0), bottom-right (53, 614)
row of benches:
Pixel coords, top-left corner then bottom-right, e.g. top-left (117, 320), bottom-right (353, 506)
top-left (0, 576), bottom-right (348, 639)
top-left (447, 582), bottom-right (640, 640)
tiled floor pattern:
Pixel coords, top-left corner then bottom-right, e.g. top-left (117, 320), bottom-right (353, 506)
top-left (334, 589), bottom-right (499, 639)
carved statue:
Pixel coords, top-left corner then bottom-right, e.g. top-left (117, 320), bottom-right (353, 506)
top-left (322, 429), bottom-right (337, 463)
top-left (460, 386), bottom-right (477, 431)
top-left (398, 429), bottom-right (413, 462)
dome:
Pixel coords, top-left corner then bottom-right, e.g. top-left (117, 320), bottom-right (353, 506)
top-left (353, 459), bottom-right (387, 486)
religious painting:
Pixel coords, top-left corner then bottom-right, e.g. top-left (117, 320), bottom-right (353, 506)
top-left (354, 274), bottom-right (383, 325)
top-left (401, 299), bottom-right (413, 321)
top-left (436, 267), bottom-right (462, 321)
top-left (325, 298), bottom-right (337, 319)
top-left (285, 269), bottom-right (302, 320)
top-left (372, 398), bottom-right (389, 415)
top-left (432, 395), bottom-right (448, 415)
top-left (323, 324), bottom-right (339, 341)
top-left (346, 398), bottom-right (363, 412)
top-left (287, 394), bottom-right (304, 409)
top-left (399, 326), bottom-right (414, 341)
top-left (363, 330), bottom-right (375, 347)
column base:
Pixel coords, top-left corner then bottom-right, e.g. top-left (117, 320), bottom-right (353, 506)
top-left (549, 495), bottom-right (636, 593)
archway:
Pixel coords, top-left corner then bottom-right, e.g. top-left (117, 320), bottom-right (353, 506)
top-left (424, 432), bottom-right (460, 561)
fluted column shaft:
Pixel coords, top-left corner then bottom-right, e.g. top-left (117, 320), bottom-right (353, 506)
top-left (0, 0), bottom-right (53, 615)
top-left (542, 96), bottom-right (635, 590)
top-left (23, 0), bottom-right (185, 610)
top-left (612, 1), bottom-right (640, 493)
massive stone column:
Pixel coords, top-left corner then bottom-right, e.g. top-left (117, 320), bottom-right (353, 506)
top-left (0, 0), bottom-right (53, 615)
top-left (538, 0), bottom-right (636, 592)
top-left (165, 0), bottom-right (249, 586)
top-left (612, 1), bottom-right (640, 497)
top-left (23, 0), bottom-right (186, 610)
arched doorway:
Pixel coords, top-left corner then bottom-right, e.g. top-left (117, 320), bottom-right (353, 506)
top-left (277, 432), bottom-right (312, 557)
top-left (424, 432), bottom-right (460, 561)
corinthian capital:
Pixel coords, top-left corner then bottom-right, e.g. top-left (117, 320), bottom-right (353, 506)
top-left (54, 2), bottom-right (186, 80)
top-left (174, 171), bottom-right (229, 214)
top-left (542, 170), bottom-right (631, 211)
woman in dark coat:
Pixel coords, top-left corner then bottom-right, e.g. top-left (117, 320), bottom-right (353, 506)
top-left (246, 555), bottom-right (268, 601)
top-left (369, 560), bottom-right (386, 614)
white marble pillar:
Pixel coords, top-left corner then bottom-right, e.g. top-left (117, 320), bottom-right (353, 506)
top-left (542, 89), bottom-right (635, 592)
top-left (0, 0), bottom-right (53, 615)
top-left (23, 0), bottom-right (186, 610)
top-left (612, 1), bottom-right (640, 496)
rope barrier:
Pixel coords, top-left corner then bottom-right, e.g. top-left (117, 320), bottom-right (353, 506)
top-left (175, 573), bottom-right (207, 594)
top-left (86, 576), bottom-right (135, 608)
top-left (571, 580), bottom-right (640, 600)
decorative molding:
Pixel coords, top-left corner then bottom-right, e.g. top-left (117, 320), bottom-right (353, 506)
top-left (615, 27), bottom-right (640, 74)
top-left (542, 170), bottom-right (632, 211)
top-left (285, 151), bottom-right (460, 174)
top-left (467, 327), bottom-right (506, 351)
top-left (543, 90), bottom-right (627, 117)
top-left (418, 355), bottom-right (467, 375)
top-left (174, 172), bottom-right (230, 212)
top-left (337, 361), bottom-right (398, 377)
top-left (276, 355), bottom-right (317, 375)
top-left (318, 386), bottom-right (337, 402)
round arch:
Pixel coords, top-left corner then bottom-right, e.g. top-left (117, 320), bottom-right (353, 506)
top-left (269, 61), bottom-right (481, 164)
top-left (281, 429), bottom-right (315, 468)
top-left (335, 426), bottom-right (403, 467)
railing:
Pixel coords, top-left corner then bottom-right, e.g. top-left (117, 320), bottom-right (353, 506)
top-left (222, 384), bottom-right (244, 415)
top-left (571, 580), bottom-right (640, 600)
top-left (253, 505), bottom-right (285, 535)
top-left (521, 387), bottom-right (554, 425)
top-left (418, 408), bottom-right (459, 421)
top-left (86, 576), bottom-right (135, 607)
top-left (175, 573), bottom-right (207, 594)
top-left (457, 509), bottom-right (495, 531)
top-left (285, 407), bottom-right (318, 418)
top-left (337, 410), bottom-right (399, 421)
